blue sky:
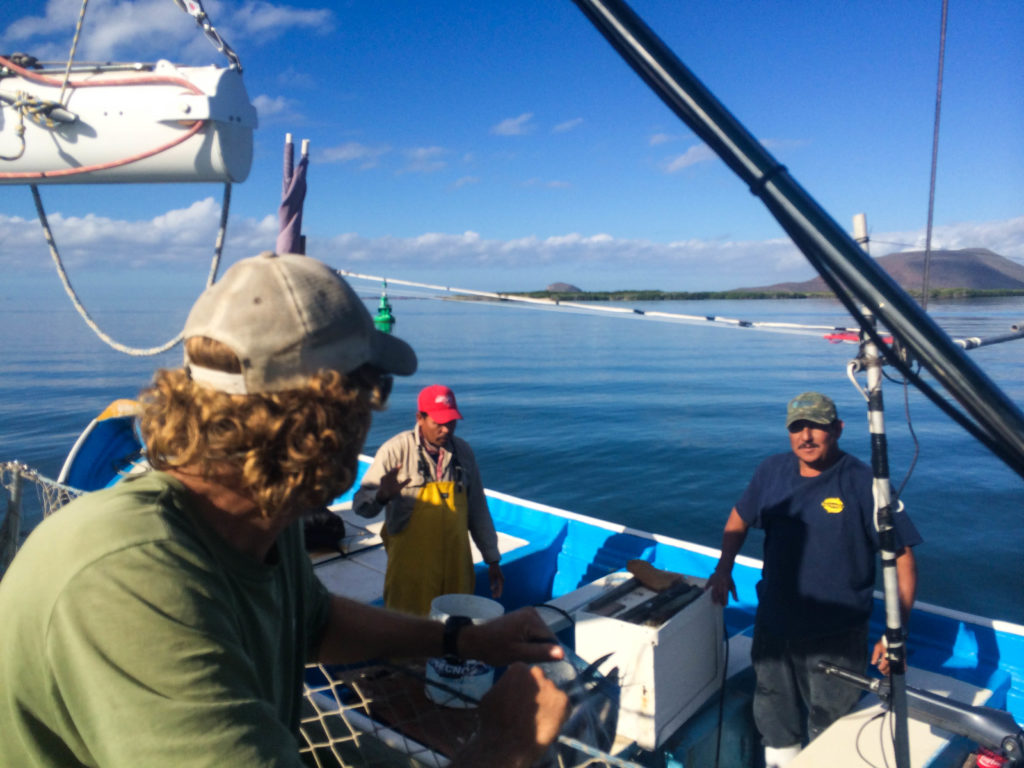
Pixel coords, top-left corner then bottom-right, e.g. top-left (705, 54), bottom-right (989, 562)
top-left (2, 0), bottom-right (1022, 291)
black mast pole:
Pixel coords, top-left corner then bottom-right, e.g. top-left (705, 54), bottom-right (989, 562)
top-left (569, 0), bottom-right (1024, 482)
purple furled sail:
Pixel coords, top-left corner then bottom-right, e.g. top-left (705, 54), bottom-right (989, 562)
top-left (276, 133), bottom-right (308, 255)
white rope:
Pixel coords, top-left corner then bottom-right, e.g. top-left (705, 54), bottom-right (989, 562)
top-left (31, 182), bottom-right (231, 356)
top-left (338, 269), bottom-right (859, 338)
top-left (58, 0), bottom-right (90, 105)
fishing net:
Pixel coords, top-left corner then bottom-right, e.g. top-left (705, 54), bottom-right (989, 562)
top-left (1, 464), bottom-right (638, 767)
top-left (299, 656), bottom-right (641, 768)
top-left (1, 461), bottom-right (83, 516)
top-left (1, 462), bottom-right (85, 575)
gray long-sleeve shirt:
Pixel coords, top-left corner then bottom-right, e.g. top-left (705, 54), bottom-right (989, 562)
top-left (353, 426), bottom-right (500, 564)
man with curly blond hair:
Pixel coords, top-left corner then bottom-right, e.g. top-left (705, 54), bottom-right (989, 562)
top-left (0, 252), bottom-right (567, 767)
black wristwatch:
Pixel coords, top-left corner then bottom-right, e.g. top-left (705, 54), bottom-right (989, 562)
top-left (443, 615), bottom-right (473, 659)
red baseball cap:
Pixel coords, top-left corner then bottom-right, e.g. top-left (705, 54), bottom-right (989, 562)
top-left (417, 384), bottom-right (463, 423)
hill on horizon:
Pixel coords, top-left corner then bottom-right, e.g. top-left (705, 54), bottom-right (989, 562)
top-left (738, 248), bottom-right (1024, 294)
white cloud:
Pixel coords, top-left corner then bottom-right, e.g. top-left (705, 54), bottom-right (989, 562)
top-left (649, 133), bottom-right (673, 146)
top-left (0, 197), bottom-right (276, 270)
top-left (761, 138), bottom-right (809, 153)
top-left (303, 230), bottom-right (813, 291)
top-left (1, 0), bottom-right (332, 64)
top-left (879, 217), bottom-right (1024, 260)
top-left (523, 178), bottom-right (570, 189)
top-left (231, 0), bottom-right (333, 40)
top-left (664, 144), bottom-right (717, 173)
top-left (401, 146), bottom-right (447, 174)
top-left (4, 205), bottom-right (1021, 293)
top-left (319, 141), bottom-right (391, 168)
top-left (491, 113), bottom-right (534, 136)
top-left (252, 93), bottom-right (293, 119)
top-left (453, 176), bottom-right (480, 188)
top-left (552, 118), bottom-right (583, 133)
top-left (274, 66), bottom-right (317, 90)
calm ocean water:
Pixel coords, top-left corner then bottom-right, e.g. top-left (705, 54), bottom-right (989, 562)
top-left (2, 271), bottom-right (1022, 624)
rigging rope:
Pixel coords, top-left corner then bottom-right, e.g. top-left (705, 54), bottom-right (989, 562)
top-left (31, 182), bottom-right (231, 356)
top-left (172, 0), bottom-right (243, 71)
top-left (58, 0), bottom-right (90, 105)
top-left (0, 93), bottom-right (45, 161)
top-left (920, 0), bottom-right (949, 309)
top-left (5, 1), bottom-right (240, 356)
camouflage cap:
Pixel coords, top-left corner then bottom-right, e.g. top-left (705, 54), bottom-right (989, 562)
top-left (786, 391), bottom-right (838, 428)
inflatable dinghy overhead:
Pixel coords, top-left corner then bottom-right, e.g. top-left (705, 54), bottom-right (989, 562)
top-left (0, 57), bottom-right (258, 184)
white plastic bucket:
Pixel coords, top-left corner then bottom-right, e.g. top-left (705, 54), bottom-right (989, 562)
top-left (424, 593), bottom-right (504, 708)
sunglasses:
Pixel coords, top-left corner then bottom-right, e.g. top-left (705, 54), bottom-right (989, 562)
top-left (350, 364), bottom-right (393, 409)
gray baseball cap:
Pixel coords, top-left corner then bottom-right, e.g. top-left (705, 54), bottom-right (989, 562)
top-left (183, 251), bottom-right (417, 394)
top-left (786, 391), bottom-right (838, 428)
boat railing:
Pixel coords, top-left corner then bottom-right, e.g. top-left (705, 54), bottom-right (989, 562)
top-left (0, 461), bottom-right (640, 767)
top-left (1, 460), bottom-right (85, 577)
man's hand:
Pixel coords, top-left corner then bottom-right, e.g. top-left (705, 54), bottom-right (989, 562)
top-left (872, 637), bottom-right (890, 675)
top-left (706, 508), bottom-right (748, 606)
top-left (375, 464), bottom-right (410, 504)
top-left (459, 607), bottom-right (564, 667)
top-left (488, 562), bottom-right (504, 599)
top-left (705, 565), bottom-right (737, 606)
top-left (454, 664), bottom-right (569, 768)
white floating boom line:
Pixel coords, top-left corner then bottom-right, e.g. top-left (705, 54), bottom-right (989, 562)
top-left (340, 270), bottom-right (1024, 351)
top-left (337, 269), bottom-right (863, 340)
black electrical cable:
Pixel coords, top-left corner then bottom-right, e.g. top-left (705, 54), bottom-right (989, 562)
top-left (713, 616), bottom-right (730, 768)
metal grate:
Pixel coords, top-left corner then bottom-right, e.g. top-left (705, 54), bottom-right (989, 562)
top-left (300, 661), bottom-right (640, 768)
top-left (1, 464), bottom-right (638, 767)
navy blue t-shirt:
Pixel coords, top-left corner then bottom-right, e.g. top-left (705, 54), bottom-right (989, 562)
top-left (736, 451), bottom-right (922, 639)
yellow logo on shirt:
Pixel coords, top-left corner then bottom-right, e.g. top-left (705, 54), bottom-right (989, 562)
top-left (822, 497), bottom-right (844, 514)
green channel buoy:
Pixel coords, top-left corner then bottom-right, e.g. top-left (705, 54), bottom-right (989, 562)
top-left (373, 281), bottom-right (395, 333)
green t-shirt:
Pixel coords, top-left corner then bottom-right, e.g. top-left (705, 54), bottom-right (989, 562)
top-left (0, 471), bottom-right (331, 767)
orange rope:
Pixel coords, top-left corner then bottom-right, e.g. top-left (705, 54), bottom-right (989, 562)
top-left (0, 55), bottom-right (203, 94)
top-left (0, 55), bottom-right (208, 180)
top-left (0, 120), bottom-right (205, 180)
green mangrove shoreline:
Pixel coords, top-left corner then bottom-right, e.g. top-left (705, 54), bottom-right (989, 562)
top-left (503, 288), bottom-right (1024, 302)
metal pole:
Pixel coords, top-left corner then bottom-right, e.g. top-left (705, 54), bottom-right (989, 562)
top-left (852, 216), bottom-right (910, 766)
top-left (1, 467), bottom-right (24, 577)
top-left (859, 310), bottom-right (911, 767)
top-left (569, 0), bottom-right (1024, 479)
top-left (954, 328), bottom-right (1024, 351)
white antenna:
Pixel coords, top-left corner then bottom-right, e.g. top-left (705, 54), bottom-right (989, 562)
top-left (853, 213), bottom-right (870, 255)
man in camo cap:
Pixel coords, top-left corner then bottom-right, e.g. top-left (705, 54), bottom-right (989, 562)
top-left (706, 392), bottom-right (922, 767)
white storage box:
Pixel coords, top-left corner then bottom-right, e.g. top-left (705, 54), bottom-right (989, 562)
top-left (572, 571), bottom-right (724, 750)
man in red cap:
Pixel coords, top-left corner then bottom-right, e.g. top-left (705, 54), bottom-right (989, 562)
top-left (355, 384), bottom-right (503, 615)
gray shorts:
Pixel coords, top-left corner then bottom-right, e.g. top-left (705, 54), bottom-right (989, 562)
top-left (751, 622), bottom-right (869, 747)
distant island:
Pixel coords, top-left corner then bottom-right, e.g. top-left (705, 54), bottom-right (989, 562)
top-left (521, 249), bottom-right (1024, 301)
